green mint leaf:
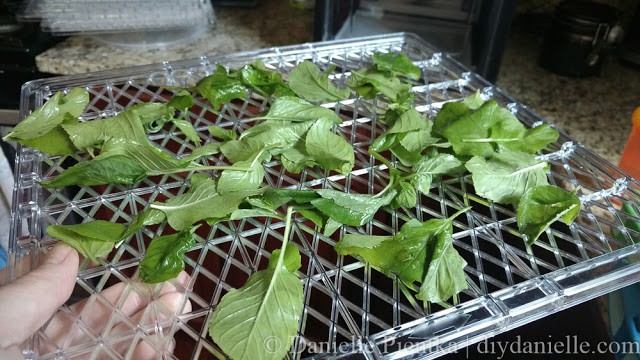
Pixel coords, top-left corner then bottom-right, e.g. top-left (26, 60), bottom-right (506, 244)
top-left (255, 96), bottom-right (341, 124)
top-left (220, 138), bottom-right (265, 163)
top-left (288, 60), bottom-right (350, 103)
top-left (182, 141), bottom-right (221, 163)
top-left (167, 90), bottom-right (195, 110)
top-left (387, 108), bottom-right (429, 134)
top-left (238, 60), bottom-right (293, 98)
top-left (335, 233), bottom-right (402, 274)
top-left (516, 124), bottom-right (560, 153)
top-left (19, 113), bottom-right (79, 155)
top-left (416, 220), bottom-right (468, 304)
top-left (40, 138), bottom-right (222, 188)
top-left (442, 101), bottom-right (504, 158)
top-left (390, 143), bottom-right (422, 166)
top-left (348, 70), bottom-right (412, 102)
top-left (268, 242), bottom-right (302, 273)
top-left (209, 255), bottom-right (303, 360)
top-left (150, 175), bottom-right (258, 231)
top-left (370, 132), bottom-right (400, 152)
top-left (128, 102), bottom-right (175, 133)
top-left (39, 154), bottom-right (147, 188)
top-left (305, 118), bottom-right (355, 175)
top-left (272, 189), bottom-right (319, 204)
top-left (217, 151), bottom-right (267, 194)
top-left (311, 189), bottom-right (396, 226)
top-left (139, 229), bottom-right (195, 283)
top-left (462, 91), bottom-right (485, 110)
top-left (335, 208), bottom-right (469, 304)
top-left (62, 107), bottom-right (149, 153)
top-left (465, 150), bottom-right (550, 204)
top-left (171, 118), bottom-right (201, 145)
top-left (246, 189), bottom-right (292, 211)
top-left (280, 142), bottom-right (316, 173)
top-left (4, 88), bottom-right (88, 142)
top-left (371, 52), bottom-right (421, 81)
top-left (239, 121), bottom-right (314, 155)
top-left (432, 101), bottom-right (473, 136)
top-left (399, 130), bottom-right (439, 153)
top-left (391, 178), bottom-right (417, 209)
top-left (517, 185), bottom-right (581, 245)
top-left (228, 208), bottom-right (282, 221)
top-left (99, 138), bottom-right (191, 175)
top-left (196, 64), bottom-right (247, 108)
top-left (46, 220), bottom-right (126, 261)
top-left (412, 153), bottom-right (465, 195)
top-left (296, 207), bottom-right (326, 229)
top-left (209, 209), bottom-right (303, 360)
top-left (208, 125), bottom-right (237, 141)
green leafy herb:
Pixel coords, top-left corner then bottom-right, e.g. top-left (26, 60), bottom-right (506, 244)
top-left (335, 207), bottom-right (470, 304)
top-left (371, 52), bottom-right (421, 81)
top-left (62, 107), bottom-right (149, 153)
top-left (348, 69), bottom-right (412, 102)
top-left (415, 214), bottom-right (469, 304)
top-left (40, 139), bottom-right (235, 188)
top-left (196, 64), bottom-right (247, 108)
top-left (237, 60), bottom-right (293, 98)
top-left (465, 150), bottom-right (550, 204)
top-left (150, 174), bottom-right (260, 231)
top-left (139, 229), bottom-right (196, 283)
top-left (288, 60), bottom-right (350, 103)
top-left (217, 151), bottom-right (268, 194)
top-left (18, 113), bottom-right (79, 155)
top-left (182, 141), bottom-right (221, 162)
top-left (411, 153), bottom-right (464, 195)
top-left (311, 188), bottom-right (396, 227)
top-left (440, 100), bottom-right (559, 157)
top-left (305, 118), bottom-right (354, 175)
top-left (253, 96), bottom-right (341, 124)
top-left (517, 185), bottom-right (581, 245)
top-left (39, 154), bottom-right (148, 188)
top-left (208, 125), bottom-right (237, 141)
top-left (46, 220), bottom-right (126, 261)
top-left (4, 88), bottom-right (88, 142)
top-left (209, 208), bottom-right (303, 360)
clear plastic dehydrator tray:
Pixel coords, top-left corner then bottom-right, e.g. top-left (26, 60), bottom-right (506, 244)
top-left (7, 33), bottom-right (640, 359)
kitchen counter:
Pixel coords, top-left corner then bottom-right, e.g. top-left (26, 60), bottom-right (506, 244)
top-left (34, 3), bottom-right (640, 166)
top-left (34, 0), bottom-right (315, 74)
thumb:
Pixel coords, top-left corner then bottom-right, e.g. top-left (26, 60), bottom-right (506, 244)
top-left (0, 243), bottom-right (79, 348)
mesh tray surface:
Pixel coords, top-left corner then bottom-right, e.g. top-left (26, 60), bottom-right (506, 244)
top-left (7, 33), bottom-right (640, 360)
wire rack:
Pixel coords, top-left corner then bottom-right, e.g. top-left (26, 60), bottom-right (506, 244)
top-left (7, 33), bottom-right (640, 360)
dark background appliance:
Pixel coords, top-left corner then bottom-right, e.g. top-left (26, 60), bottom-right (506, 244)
top-left (313, 0), bottom-right (516, 84)
top-left (0, 0), bottom-right (61, 124)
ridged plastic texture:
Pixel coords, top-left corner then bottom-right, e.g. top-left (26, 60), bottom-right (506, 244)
top-left (7, 33), bottom-right (640, 359)
top-left (18, 0), bottom-right (215, 34)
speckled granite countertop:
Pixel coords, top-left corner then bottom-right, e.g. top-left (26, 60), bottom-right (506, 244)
top-left (35, 4), bottom-right (640, 166)
top-left (35, 0), bottom-right (315, 74)
top-left (496, 32), bottom-right (640, 167)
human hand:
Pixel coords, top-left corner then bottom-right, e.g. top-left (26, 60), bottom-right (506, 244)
top-left (0, 243), bottom-right (191, 360)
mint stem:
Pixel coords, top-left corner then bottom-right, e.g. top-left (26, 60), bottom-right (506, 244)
top-left (276, 207), bottom-right (295, 266)
top-left (448, 206), bottom-right (472, 221)
top-left (461, 138), bottom-right (520, 143)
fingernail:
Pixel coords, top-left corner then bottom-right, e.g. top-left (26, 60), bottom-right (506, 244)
top-left (176, 271), bottom-right (190, 286)
top-left (44, 243), bottom-right (75, 265)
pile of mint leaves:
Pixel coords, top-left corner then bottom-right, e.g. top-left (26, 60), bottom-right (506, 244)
top-left (4, 52), bottom-right (581, 360)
